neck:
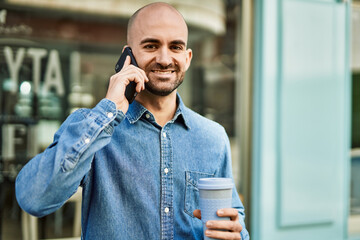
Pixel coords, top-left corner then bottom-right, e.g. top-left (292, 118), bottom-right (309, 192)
top-left (136, 90), bottom-right (178, 127)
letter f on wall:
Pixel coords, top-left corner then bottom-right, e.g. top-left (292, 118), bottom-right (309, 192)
top-left (0, 10), bottom-right (7, 24)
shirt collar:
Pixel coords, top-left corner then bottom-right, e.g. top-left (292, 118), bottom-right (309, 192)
top-left (125, 93), bottom-right (191, 130)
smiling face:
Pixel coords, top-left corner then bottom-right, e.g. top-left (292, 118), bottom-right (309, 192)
top-left (127, 3), bottom-right (192, 96)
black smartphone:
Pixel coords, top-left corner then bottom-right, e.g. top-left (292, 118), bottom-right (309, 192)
top-left (115, 47), bottom-right (138, 104)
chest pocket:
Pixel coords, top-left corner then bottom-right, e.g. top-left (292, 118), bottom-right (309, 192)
top-left (184, 170), bottom-right (215, 218)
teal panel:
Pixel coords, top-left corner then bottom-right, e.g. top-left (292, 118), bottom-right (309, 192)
top-left (251, 0), bottom-right (351, 239)
top-left (279, 0), bottom-right (346, 227)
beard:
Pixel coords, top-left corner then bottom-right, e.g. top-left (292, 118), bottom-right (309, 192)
top-left (144, 63), bottom-right (185, 96)
top-left (145, 77), bottom-right (184, 96)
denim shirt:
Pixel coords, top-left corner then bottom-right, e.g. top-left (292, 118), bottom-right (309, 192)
top-left (16, 95), bottom-right (249, 240)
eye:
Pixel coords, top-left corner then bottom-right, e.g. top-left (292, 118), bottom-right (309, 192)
top-left (144, 44), bottom-right (157, 49)
top-left (171, 45), bottom-right (184, 51)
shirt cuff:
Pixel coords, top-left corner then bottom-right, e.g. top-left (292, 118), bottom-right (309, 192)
top-left (92, 99), bottom-right (125, 127)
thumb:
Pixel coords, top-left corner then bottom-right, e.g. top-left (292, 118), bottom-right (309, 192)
top-left (193, 209), bottom-right (201, 220)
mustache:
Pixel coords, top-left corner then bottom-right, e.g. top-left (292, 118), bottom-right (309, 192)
top-left (147, 63), bottom-right (179, 71)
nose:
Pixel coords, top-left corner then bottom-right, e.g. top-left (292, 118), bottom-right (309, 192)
top-left (156, 48), bottom-right (172, 67)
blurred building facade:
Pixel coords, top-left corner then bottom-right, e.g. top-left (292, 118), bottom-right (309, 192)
top-left (0, 0), bottom-right (243, 239)
top-left (0, 0), bottom-right (359, 239)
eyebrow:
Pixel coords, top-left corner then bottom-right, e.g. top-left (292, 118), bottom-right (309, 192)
top-left (171, 40), bottom-right (186, 46)
top-left (140, 38), bottom-right (186, 47)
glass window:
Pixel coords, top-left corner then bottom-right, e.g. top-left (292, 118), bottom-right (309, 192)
top-left (350, 1), bottom-right (360, 237)
top-left (0, 4), bottom-right (128, 238)
top-left (0, 1), bottom-right (244, 239)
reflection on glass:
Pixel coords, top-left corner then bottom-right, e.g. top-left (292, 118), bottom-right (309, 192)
top-left (0, 1), bottom-right (240, 238)
top-left (350, 2), bottom-right (360, 237)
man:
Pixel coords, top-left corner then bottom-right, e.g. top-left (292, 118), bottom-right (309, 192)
top-left (16, 2), bottom-right (249, 239)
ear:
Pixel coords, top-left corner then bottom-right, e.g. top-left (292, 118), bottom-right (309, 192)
top-left (122, 45), bottom-right (130, 52)
top-left (184, 48), bottom-right (193, 71)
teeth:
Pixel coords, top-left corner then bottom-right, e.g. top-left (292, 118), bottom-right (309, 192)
top-left (153, 70), bottom-right (172, 74)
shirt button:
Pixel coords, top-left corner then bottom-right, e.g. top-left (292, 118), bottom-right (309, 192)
top-left (85, 138), bottom-right (90, 144)
top-left (145, 113), bottom-right (150, 119)
top-left (164, 207), bottom-right (169, 213)
top-left (163, 132), bottom-right (166, 138)
top-left (164, 168), bottom-right (169, 174)
top-left (107, 112), bottom-right (114, 118)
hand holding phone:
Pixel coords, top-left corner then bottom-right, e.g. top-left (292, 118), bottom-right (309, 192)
top-left (115, 47), bottom-right (139, 104)
top-left (107, 47), bottom-right (147, 113)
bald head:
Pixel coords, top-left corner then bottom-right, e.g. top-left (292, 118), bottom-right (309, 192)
top-left (127, 2), bottom-right (188, 46)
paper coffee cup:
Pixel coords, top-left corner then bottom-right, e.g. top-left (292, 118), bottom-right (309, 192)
top-left (198, 178), bottom-right (233, 240)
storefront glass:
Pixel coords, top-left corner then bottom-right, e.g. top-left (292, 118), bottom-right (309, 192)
top-left (0, 1), bottom-right (243, 238)
top-left (350, 1), bottom-right (360, 237)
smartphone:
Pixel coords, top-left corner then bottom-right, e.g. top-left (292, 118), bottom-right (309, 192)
top-left (115, 47), bottom-right (138, 104)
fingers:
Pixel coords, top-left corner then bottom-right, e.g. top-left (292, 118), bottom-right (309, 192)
top-left (193, 209), bottom-right (201, 220)
top-left (123, 55), bottom-right (131, 68)
top-left (125, 65), bottom-right (149, 93)
top-left (205, 229), bottom-right (241, 240)
top-left (217, 208), bottom-right (239, 221)
top-left (204, 208), bottom-right (243, 240)
top-left (106, 64), bottom-right (148, 113)
top-left (206, 220), bottom-right (242, 233)
top-left (120, 56), bottom-right (148, 92)
top-left (120, 65), bottom-right (147, 84)
top-left (109, 69), bottom-right (145, 94)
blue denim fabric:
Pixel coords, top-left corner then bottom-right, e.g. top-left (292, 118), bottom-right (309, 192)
top-left (16, 95), bottom-right (250, 240)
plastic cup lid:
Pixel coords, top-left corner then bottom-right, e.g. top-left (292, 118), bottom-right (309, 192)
top-left (198, 178), bottom-right (233, 190)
